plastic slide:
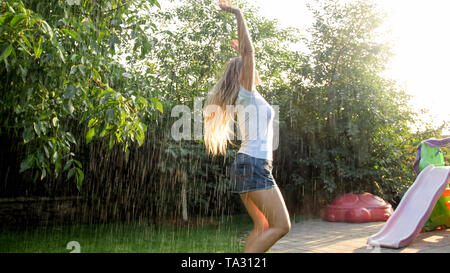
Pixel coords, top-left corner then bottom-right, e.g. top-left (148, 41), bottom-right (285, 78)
top-left (367, 165), bottom-right (450, 249)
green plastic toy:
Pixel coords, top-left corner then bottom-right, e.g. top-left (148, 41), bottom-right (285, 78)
top-left (418, 140), bottom-right (450, 232)
top-left (419, 142), bottom-right (445, 170)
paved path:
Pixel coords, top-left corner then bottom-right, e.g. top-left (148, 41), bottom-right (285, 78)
top-left (270, 219), bottom-right (450, 253)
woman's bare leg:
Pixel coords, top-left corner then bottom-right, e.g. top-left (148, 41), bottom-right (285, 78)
top-left (240, 193), bottom-right (269, 250)
top-left (240, 186), bottom-right (291, 253)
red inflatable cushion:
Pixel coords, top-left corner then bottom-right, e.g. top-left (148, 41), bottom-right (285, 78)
top-left (322, 193), bottom-right (393, 223)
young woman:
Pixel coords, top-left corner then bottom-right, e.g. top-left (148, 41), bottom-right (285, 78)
top-left (203, 0), bottom-right (291, 253)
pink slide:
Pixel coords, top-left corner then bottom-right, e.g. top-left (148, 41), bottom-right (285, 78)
top-left (367, 165), bottom-right (450, 249)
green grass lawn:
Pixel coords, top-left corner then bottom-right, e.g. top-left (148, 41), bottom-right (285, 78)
top-left (0, 214), bottom-right (254, 253)
top-left (0, 214), bottom-right (309, 253)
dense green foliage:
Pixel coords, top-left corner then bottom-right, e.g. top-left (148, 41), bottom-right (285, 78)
top-left (0, 0), bottom-right (447, 222)
top-left (277, 0), bottom-right (416, 205)
top-left (0, 0), bottom-right (161, 188)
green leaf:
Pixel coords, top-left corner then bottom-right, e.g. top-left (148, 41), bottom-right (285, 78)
top-left (151, 97), bottom-right (163, 113)
top-left (98, 123), bottom-right (107, 137)
top-left (57, 45), bottom-right (65, 62)
top-left (75, 168), bottom-right (84, 190)
top-left (19, 65), bottom-right (28, 81)
top-left (109, 134), bottom-right (115, 150)
top-left (151, 0), bottom-right (161, 9)
top-left (52, 151), bottom-right (58, 164)
top-left (92, 68), bottom-right (101, 81)
top-left (33, 37), bottom-right (43, 59)
top-left (20, 33), bottom-right (32, 48)
top-left (20, 155), bottom-right (34, 173)
top-left (0, 13), bottom-right (13, 26)
top-left (39, 113), bottom-right (50, 121)
top-left (136, 131), bottom-right (144, 146)
top-left (78, 65), bottom-right (85, 76)
top-left (17, 34), bottom-right (32, 56)
top-left (67, 167), bottom-right (75, 180)
top-left (88, 118), bottom-right (97, 128)
top-left (43, 144), bottom-right (49, 158)
top-left (22, 127), bottom-right (34, 144)
top-left (67, 100), bottom-right (75, 115)
top-left (52, 117), bottom-right (59, 127)
top-left (73, 160), bottom-right (82, 168)
top-left (86, 127), bottom-right (95, 143)
top-left (66, 132), bottom-right (77, 144)
top-left (138, 97), bottom-right (148, 107)
top-left (40, 20), bottom-right (53, 39)
top-left (33, 122), bottom-right (41, 136)
top-left (1, 44), bottom-right (13, 60)
top-left (62, 28), bottom-right (82, 42)
top-left (40, 168), bottom-right (47, 180)
top-left (63, 159), bottom-right (73, 172)
top-left (71, 53), bottom-right (78, 62)
top-left (106, 109), bottom-right (115, 122)
top-left (10, 14), bottom-right (26, 27)
top-left (70, 65), bottom-right (77, 75)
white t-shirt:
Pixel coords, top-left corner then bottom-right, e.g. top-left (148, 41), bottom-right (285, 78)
top-left (235, 85), bottom-right (274, 160)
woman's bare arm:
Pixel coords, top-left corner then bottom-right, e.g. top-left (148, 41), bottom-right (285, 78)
top-left (235, 10), bottom-right (255, 91)
top-left (218, 0), bottom-right (255, 91)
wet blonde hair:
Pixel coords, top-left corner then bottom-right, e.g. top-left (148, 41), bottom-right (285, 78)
top-left (203, 58), bottom-right (242, 155)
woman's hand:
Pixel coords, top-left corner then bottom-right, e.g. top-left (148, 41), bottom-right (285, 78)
top-left (230, 40), bottom-right (239, 52)
top-left (218, 0), bottom-right (239, 14)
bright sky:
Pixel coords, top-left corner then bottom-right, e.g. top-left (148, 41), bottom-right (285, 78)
top-left (256, 0), bottom-right (450, 134)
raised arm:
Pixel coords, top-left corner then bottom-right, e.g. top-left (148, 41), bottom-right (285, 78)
top-left (218, 0), bottom-right (255, 91)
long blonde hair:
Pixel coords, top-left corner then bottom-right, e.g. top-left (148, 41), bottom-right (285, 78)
top-left (204, 57), bottom-right (243, 155)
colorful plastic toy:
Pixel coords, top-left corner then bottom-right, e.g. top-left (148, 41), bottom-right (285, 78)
top-left (322, 192), bottom-right (393, 223)
top-left (417, 139), bottom-right (450, 231)
top-left (367, 137), bottom-right (450, 249)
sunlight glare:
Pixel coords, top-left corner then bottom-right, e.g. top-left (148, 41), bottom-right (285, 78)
top-left (257, 0), bottom-right (449, 134)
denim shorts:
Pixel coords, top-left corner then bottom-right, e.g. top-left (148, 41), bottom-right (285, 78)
top-left (229, 153), bottom-right (277, 194)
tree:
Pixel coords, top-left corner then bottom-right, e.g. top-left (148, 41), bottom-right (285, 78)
top-left (1, 0), bottom-right (443, 222)
top-left (278, 0), bottom-right (421, 208)
top-left (0, 0), bottom-right (160, 188)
